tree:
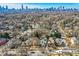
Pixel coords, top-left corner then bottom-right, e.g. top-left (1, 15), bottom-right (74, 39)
top-left (50, 31), bottom-right (61, 38)
top-left (0, 33), bottom-right (10, 39)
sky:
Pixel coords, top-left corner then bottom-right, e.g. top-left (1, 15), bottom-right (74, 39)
top-left (0, 3), bottom-right (79, 9)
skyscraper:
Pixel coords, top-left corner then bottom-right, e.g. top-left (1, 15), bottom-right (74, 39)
top-left (5, 5), bottom-right (8, 10)
top-left (26, 6), bottom-right (28, 10)
top-left (0, 6), bottom-right (1, 10)
top-left (21, 4), bottom-right (24, 10)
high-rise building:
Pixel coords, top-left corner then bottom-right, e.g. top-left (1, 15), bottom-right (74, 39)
top-left (5, 5), bottom-right (8, 10)
top-left (26, 6), bottom-right (28, 10)
top-left (2, 6), bottom-right (5, 10)
top-left (0, 6), bottom-right (1, 10)
top-left (62, 6), bottom-right (65, 10)
top-left (21, 4), bottom-right (24, 10)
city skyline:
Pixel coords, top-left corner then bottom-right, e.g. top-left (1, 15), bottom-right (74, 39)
top-left (0, 3), bottom-right (79, 9)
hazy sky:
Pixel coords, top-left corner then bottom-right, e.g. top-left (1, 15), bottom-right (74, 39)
top-left (0, 3), bottom-right (79, 9)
